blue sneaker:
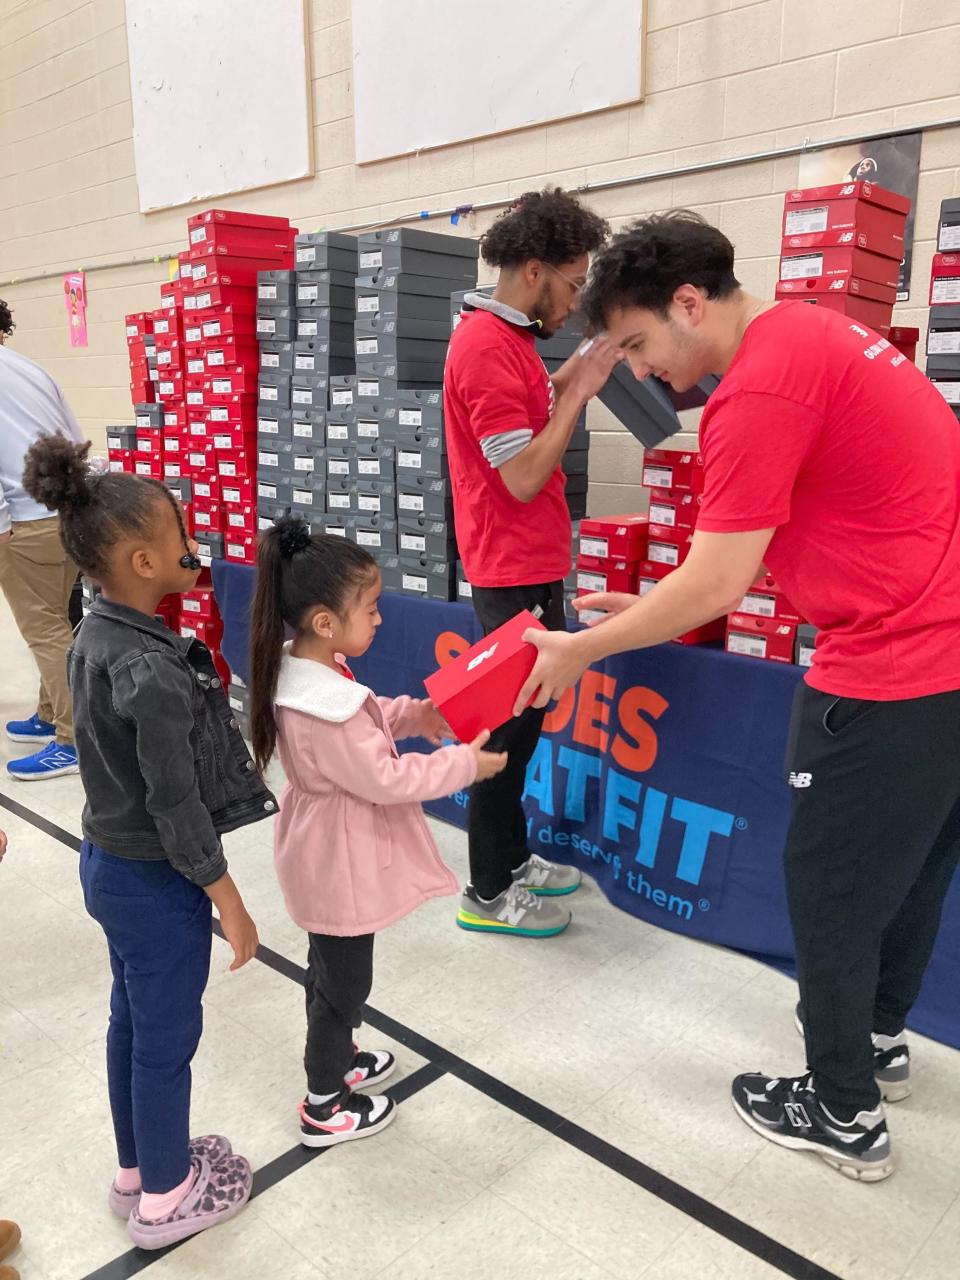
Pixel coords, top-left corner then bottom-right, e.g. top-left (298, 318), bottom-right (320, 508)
top-left (7, 741), bottom-right (79, 781)
top-left (6, 712), bottom-right (56, 743)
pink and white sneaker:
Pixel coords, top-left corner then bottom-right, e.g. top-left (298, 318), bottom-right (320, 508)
top-left (298, 1089), bottom-right (396, 1148)
top-left (108, 1134), bottom-right (233, 1218)
top-left (345, 1046), bottom-right (396, 1092)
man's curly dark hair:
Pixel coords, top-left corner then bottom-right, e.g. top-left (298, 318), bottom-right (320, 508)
top-left (0, 299), bottom-right (14, 338)
top-left (581, 210), bottom-right (740, 328)
top-left (480, 188), bottom-right (609, 269)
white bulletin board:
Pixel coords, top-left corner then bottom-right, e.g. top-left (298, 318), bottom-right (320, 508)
top-left (352, 0), bottom-right (644, 165)
top-left (126, 0), bottom-right (312, 212)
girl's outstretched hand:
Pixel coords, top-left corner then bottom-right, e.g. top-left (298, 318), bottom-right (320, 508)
top-left (421, 699), bottom-right (453, 746)
top-left (469, 729), bottom-right (508, 781)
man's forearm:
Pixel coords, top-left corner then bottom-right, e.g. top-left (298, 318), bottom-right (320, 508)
top-left (579, 566), bottom-right (737, 664)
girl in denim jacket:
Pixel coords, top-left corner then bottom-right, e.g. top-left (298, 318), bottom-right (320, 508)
top-left (23, 436), bottom-right (275, 1250)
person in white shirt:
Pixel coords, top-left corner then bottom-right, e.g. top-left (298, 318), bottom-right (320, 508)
top-left (0, 300), bottom-right (85, 780)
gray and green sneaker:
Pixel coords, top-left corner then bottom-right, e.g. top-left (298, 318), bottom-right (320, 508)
top-left (457, 882), bottom-right (571, 937)
top-left (512, 852), bottom-right (582, 896)
top-left (795, 1003), bottom-right (911, 1103)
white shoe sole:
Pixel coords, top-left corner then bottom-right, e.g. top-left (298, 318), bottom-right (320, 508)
top-left (300, 1100), bottom-right (397, 1148)
top-left (7, 763), bottom-right (79, 781)
top-left (6, 731), bottom-right (55, 743)
top-left (794, 1010), bottom-right (911, 1103)
top-left (731, 1095), bottom-right (895, 1182)
top-left (349, 1059), bottom-right (397, 1092)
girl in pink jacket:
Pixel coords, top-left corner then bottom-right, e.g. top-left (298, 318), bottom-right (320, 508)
top-left (249, 517), bottom-right (506, 1148)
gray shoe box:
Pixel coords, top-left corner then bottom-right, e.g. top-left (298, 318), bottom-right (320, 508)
top-left (354, 440), bottom-right (397, 482)
top-left (358, 228), bottom-right (478, 280)
top-left (166, 477), bottom-right (193, 505)
top-left (256, 408), bottom-right (294, 442)
top-left (290, 472), bottom-right (326, 514)
top-left (257, 474), bottom-right (295, 506)
top-left (294, 232), bottom-right (358, 274)
top-left (795, 623), bottom-right (818, 667)
top-left (563, 448), bottom-right (589, 475)
top-left (356, 479), bottom-right (398, 518)
top-left (565, 473), bottom-right (588, 496)
top-left (257, 440), bottom-right (295, 473)
top-left (379, 553), bottom-right (458, 600)
top-left (348, 513), bottom-right (398, 555)
top-left (325, 413), bottom-right (352, 446)
top-left (195, 532), bottom-right (225, 565)
top-left (291, 374), bottom-right (329, 411)
top-left (326, 477), bottom-right (356, 514)
top-left (396, 439), bottom-right (448, 482)
top-left (291, 441), bottom-right (326, 479)
top-left (295, 277), bottom-right (355, 309)
top-left (359, 226), bottom-right (478, 261)
top-left (257, 271), bottom-right (296, 307)
top-left (258, 370), bottom-right (292, 408)
top-left (351, 410), bottom-right (397, 445)
top-left (259, 341), bottom-right (295, 373)
top-left (356, 356), bottom-right (445, 386)
top-left (297, 307), bottom-right (356, 340)
top-left (256, 308), bottom-right (296, 342)
top-left (398, 514), bottom-right (457, 563)
top-left (355, 313), bottom-right (451, 342)
top-left (455, 562), bottom-right (473, 601)
top-left (397, 477), bottom-right (454, 522)
top-left (319, 512), bottom-right (350, 538)
top-left (326, 444), bottom-right (355, 481)
top-left (294, 337), bottom-right (355, 372)
top-left (355, 333), bottom-right (450, 362)
top-left (107, 425), bottom-right (137, 450)
top-left (135, 403), bottom-right (164, 429)
top-left (393, 421), bottom-right (446, 451)
top-left (291, 410), bottom-right (325, 445)
top-left (329, 376), bottom-right (356, 409)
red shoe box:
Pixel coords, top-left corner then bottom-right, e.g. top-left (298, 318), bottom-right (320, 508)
top-left (130, 379), bottom-right (156, 404)
top-left (184, 319), bottom-right (205, 345)
top-left (224, 503), bottom-right (258, 536)
top-left (737, 573), bottom-right (803, 623)
top-left (188, 283), bottom-right (258, 313)
top-left (185, 440), bottom-right (218, 475)
top-left (162, 404), bottom-right (188, 431)
top-left (781, 225), bottom-right (906, 263)
top-left (578, 514), bottom-right (648, 561)
top-left (576, 556), bottom-right (640, 594)
top-left (125, 312), bottom-right (153, 339)
top-left (216, 448), bottom-right (252, 480)
top-left (212, 423), bottom-right (256, 453)
top-left (775, 281), bottom-right (893, 330)
top-left (185, 349), bottom-right (207, 377)
top-left (193, 471), bottom-right (220, 503)
top-left (725, 613), bottom-right (798, 664)
top-left (157, 371), bottom-right (185, 401)
top-left (178, 251), bottom-right (194, 280)
top-left (638, 559), bottom-right (673, 596)
top-left (208, 398), bottom-right (256, 428)
top-left (181, 588), bottom-right (218, 620)
top-left (134, 454), bottom-right (164, 480)
top-left (188, 207), bottom-right (292, 242)
top-left (779, 244), bottom-right (900, 292)
top-left (160, 280), bottom-right (188, 311)
top-left (190, 236), bottom-right (294, 264)
top-left (189, 259), bottom-right (261, 289)
top-left (151, 309), bottom-right (181, 339)
top-left (882, 325), bottom-right (920, 363)
top-left (155, 335), bottom-right (185, 371)
top-left (163, 457), bottom-right (185, 481)
top-left (199, 307), bottom-right (258, 342)
top-left (220, 476), bottom-right (256, 506)
top-left (203, 339), bottom-right (260, 370)
top-left (180, 616), bottom-right (224, 648)
top-left (163, 429), bottom-right (189, 458)
top-left (673, 618), bottom-right (726, 646)
top-left (185, 377), bottom-right (206, 409)
top-left (647, 522), bottom-right (694, 568)
top-left (224, 533), bottom-right (257, 565)
top-left (424, 609), bottom-right (547, 741)
top-left (108, 448), bottom-right (136, 474)
top-left (647, 486), bottom-right (700, 530)
top-left (930, 254), bottom-right (960, 306)
top-left (136, 432), bottom-right (164, 457)
top-left (204, 367), bottom-right (258, 398)
top-left (193, 500), bottom-right (225, 534)
top-left (782, 181), bottom-right (908, 249)
top-left (187, 416), bottom-right (212, 441)
top-left (642, 447), bottom-right (705, 493)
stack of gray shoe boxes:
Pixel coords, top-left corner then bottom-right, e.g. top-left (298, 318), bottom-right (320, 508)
top-left (326, 228), bottom-right (479, 600)
top-left (256, 231), bottom-right (358, 535)
top-left (926, 197), bottom-right (960, 423)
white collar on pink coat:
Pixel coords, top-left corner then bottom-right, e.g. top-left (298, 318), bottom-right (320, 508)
top-left (274, 647), bottom-right (372, 723)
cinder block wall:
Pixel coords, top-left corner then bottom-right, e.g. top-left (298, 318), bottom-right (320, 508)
top-left (2, 0), bottom-right (959, 516)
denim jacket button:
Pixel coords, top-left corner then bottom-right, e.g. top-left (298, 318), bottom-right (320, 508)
top-left (245, 760), bottom-right (255, 772)
top-left (210, 677), bottom-right (222, 690)
top-left (264, 800), bottom-right (276, 812)
top-left (196, 672), bottom-right (209, 686)
top-left (229, 718), bottom-right (239, 730)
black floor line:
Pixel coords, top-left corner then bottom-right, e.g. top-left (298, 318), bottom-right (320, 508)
top-left (80, 1062), bottom-right (446, 1280)
top-left (5, 792), bottom-right (842, 1280)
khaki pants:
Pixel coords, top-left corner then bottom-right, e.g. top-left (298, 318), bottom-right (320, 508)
top-left (0, 517), bottom-right (77, 744)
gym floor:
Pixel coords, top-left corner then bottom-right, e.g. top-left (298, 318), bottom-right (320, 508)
top-left (1, 596), bottom-right (958, 1280)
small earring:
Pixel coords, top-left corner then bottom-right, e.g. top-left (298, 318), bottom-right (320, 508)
top-left (324, 628), bottom-right (334, 639)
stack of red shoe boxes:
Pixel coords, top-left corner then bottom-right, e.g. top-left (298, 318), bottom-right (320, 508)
top-left (777, 180), bottom-right (910, 331)
top-left (125, 311), bottom-right (157, 406)
top-left (576, 513), bottom-right (649, 606)
top-left (725, 573), bottom-right (807, 665)
top-left (636, 447), bottom-right (723, 646)
top-left (179, 585), bottom-right (228, 685)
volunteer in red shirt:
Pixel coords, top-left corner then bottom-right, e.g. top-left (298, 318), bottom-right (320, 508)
top-left (444, 188), bottom-right (622, 939)
top-left (516, 210), bottom-right (960, 1181)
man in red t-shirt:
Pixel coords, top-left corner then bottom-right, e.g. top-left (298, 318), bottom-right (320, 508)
top-left (515, 210), bottom-right (960, 1181)
top-left (444, 189), bottom-right (622, 939)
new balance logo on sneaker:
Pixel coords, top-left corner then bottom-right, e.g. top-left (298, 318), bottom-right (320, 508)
top-left (457, 880), bottom-right (571, 938)
top-left (788, 771), bottom-right (813, 788)
top-left (7, 741), bottom-right (79, 781)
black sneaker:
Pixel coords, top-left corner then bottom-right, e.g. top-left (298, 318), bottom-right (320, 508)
top-left (298, 1088), bottom-right (396, 1148)
top-left (731, 1070), bottom-right (894, 1182)
top-left (794, 1003), bottom-right (911, 1103)
top-left (345, 1045), bottom-right (396, 1091)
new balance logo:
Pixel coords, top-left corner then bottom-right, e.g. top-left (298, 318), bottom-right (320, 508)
top-left (789, 772), bottom-right (813, 789)
top-left (498, 902), bottom-right (526, 926)
top-left (785, 1102), bottom-right (811, 1128)
top-left (467, 642), bottom-right (499, 672)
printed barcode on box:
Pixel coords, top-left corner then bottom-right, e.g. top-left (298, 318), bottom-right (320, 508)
top-left (780, 253), bottom-right (823, 281)
top-left (295, 422), bottom-right (317, 439)
top-left (294, 457), bottom-right (315, 471)
top-left (784, 206), bottom-right (828, 235)
top-left (257, 318), bottom-right (277, 335)
top-left (203, 321), bottom-right (221, 338)
top-left (649, 503), bottom-right (674, 526)
top-left (299, 321), bottom-right (318, 336)
top-left (931, 279), bottom-right (960, 304)
top-left (357, 339), bottom-right (378, 355)
top-left (939, 225), bottom-right (960, 252)
top-left (580, 536), bottom-right (607, 558)
top-left (740, 592), bottom-right (776, 618)
top-left (403, 574), bottom-right (427, 592)
top-left (643, 466), bottom-right (673, 488)
top-left (399, 493), bottom-right (423, 511)
top-left (327, 424), bottom-right (348, 440)
top-left (258, 284), bottom-right (278, 300)
top-left (728, 632), bottom-right (767, 659)
top-left (190, 226), bottom-right (206, 243)
top-left (295, 355), bottom-right (313, 370)
top-left (329, 460), bottom-right (350, 475)
top-left (359, 460), bottom-right (380, 475)
top-left (360, 251), bottom-right (382, 269)
top-left (577, 572), bottom-right (606, 592)
top-left (398, 451), bottom-right (421, 469)
top-left (398, 409), bottom-right (422, 426)
top-left (183, 599), bottom-right (201, 612)
top-left (928, 331), bottom-right (960, 354)
top-left (648, 541), bottom-right (679, 566)
top-left (357, 531), bottom-right (381, 547)
top-left (358, 494), bottom-right (380, 511)
top-left (332, 390), bottom-right (352, 405)
top-left (292, 389), bottom-right (312, 404)
top-left (401, 534), bottom-right (426, 552)
top-left (213, 379), bottom-right (231, 394)
top-left (210, 407), bottom-right (228, 421)
top-left (329, 493), bottom-right (350, 509)
top-left (357, 296), bottom-right (379, 313)
top-left (296, 246), bottom-right (315, 263)
top-left (358, 381), bottom-right (379, 397)
top-left (358, 421), bottom-right (378, 438)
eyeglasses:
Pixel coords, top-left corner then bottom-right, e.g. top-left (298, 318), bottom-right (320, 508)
top-left (544, 263), bottom-right (586, 297)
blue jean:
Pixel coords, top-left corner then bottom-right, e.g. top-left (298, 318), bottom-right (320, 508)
top-left (79, 841), bottom-right (213, 1193)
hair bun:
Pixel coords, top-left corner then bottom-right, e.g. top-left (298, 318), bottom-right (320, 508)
top-left (274, 514), bottom-right (312, 560)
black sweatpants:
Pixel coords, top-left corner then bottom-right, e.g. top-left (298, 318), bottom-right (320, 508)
top-left (468, 580), bottom-right (567, 900)
top-left (785, 684), bottom-right (960, 1115)
top-left (304, 931), bottom-right (375, 1096)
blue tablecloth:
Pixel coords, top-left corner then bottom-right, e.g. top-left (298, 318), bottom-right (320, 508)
top-left (212, 559), bottom-right (960, 1050)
